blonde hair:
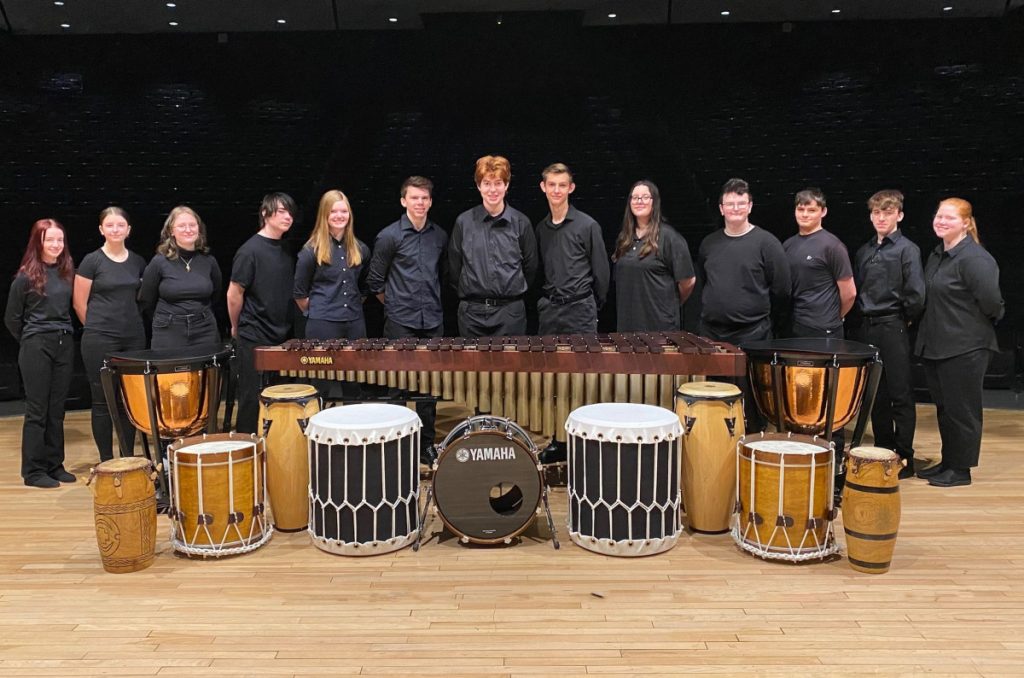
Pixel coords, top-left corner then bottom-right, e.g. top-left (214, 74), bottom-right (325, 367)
top-left (938, 197), bottom-right (980, 244)
top-left (157, 205), bottom-right (209, 259)
top-left (307, 190), bottom-right (361, 267)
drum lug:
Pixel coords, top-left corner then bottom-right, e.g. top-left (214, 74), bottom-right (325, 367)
top-left (262, 419), bottom-right (273, 437)
top-left (829, 507), bottom-right (839, 520)
top-left (254, 503), bottom-right (265, 515)
top-left (749, 511), bottom-right (763, 526)
top-left (807, 517), bottom-right (824, 530)
top-left (724, 417), bottom-right (736, 437)
top-left (198, 513), bottom-right (213, 526)
top-left (776, 514), bottom-right (794, 528)
top-left (682, 416), bottom-right (696, 435)
top-left (227, 511), bottom-right (245, 524)
top-left (297, 418), bottom-right (310, 434)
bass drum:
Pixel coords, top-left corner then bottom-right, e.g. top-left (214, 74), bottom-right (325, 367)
top-left (432, 416), bottom-right (542, 544)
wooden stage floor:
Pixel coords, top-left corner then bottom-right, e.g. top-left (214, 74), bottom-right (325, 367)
top-left (0, 403), bottom-right (1022, 677)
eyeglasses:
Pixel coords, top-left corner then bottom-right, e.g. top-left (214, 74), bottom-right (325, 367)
top-left (722, 202), bottom-right (750, 210)
top-left (630, 195), bottom-right (653, 204)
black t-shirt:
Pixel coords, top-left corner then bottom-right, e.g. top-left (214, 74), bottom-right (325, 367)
top-left (139, 252), bottom-right (222, 318)
top-left (77, 248), bottom-right (147, 337)
top-left (783, 229), bottom-right (853, 331)
top-left (698, 226), bottom-right (790, 327)
top-left (231, 233), bottom-right (295, 344)
top-left (614, 224), bottom-right (694, 332)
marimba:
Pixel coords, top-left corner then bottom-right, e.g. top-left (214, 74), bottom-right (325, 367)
top-left (253, 332), bottom-right (744, 442)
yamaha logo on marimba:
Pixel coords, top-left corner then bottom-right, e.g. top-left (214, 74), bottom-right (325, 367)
top-left (455, 447), bottom-right (516, 462)
top-left (299, 355), bottom-right (334, 366)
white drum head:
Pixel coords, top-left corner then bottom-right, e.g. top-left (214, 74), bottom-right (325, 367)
top-left (177, 440), bottom-right (256, 454)
top-left (565, 403), bottom-right (682, 443)
top-left (849, 446), bottom-right (899, 461)
top-left (744, 439), bottom-right (825, 454)
top-left (306, 404), bottom-right (421, 444)
top-left (677, 381), bottom-right (741, 399)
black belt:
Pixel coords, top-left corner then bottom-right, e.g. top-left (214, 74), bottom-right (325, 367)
top-left (462, 295), bottom-right (523, 307)
top-left (544, 292), bottom-right (591, 306)
top-left (863, 313), bottom-right (902, 324)
top-left (159, 311), bottom-right (213, 323)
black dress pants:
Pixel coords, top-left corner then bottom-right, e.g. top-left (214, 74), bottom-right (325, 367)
top-left (19, 330), bottom-right (74, 482)
top-left (234, 336), bottom-right (262, 434)
top-left (537, 296), bottom-right (598, 336)
top-left (923, 349), bottom-right (990, 470)
top-left (853, 317), bottom-right (916, 462)
top-left (81, 329), bottom-right (146, 462)
top-left (383, 318), bottom-right (442, 451)
top-left (457, 299), bottom-right (526, 338)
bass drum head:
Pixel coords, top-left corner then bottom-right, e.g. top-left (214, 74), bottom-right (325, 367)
top-left (433, 430), bottom-right (542, 544)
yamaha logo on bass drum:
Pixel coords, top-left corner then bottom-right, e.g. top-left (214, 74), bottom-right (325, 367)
top-left (455, 446), bottom-right (517, 463)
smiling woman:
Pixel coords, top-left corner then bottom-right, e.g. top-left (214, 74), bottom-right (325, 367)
top-left (4, 219), bottom-right (76, 489)
top-left (139, 205), bottom-right (222, 349)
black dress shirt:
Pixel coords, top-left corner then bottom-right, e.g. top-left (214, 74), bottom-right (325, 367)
top-left (448, 204), bottom-right (538, 300)
top-left (536, 205), bottom-right (610, 307)
top-left (366, 215), bottom-right (448, 330)
top-left (853, 229), bottom-right (926, 321)
top-left (294, 237), bottom-right (371, 323)
top-left (915, 237), bottom-right (1003, 360)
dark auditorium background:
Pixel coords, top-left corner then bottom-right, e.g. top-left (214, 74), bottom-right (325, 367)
top-left (1, 0), bottom-right (1022, 406)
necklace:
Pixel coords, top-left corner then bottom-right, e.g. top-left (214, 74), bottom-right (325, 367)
top-left (180, 255), bottom-right (194, 272)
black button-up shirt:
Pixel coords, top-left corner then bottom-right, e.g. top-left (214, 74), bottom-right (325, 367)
top-left (293, 237), bottom-right (370, 323)
top-left (449, 204), bottom-right (538, 300)
top-left (366, 215), bottom-right (448, 330)
top-left (915, 237), bottom-right (1003, 360)
top-left (536, 205), bottom-right (610, 307)
top-left (853, 229), bottom-right (926, 321)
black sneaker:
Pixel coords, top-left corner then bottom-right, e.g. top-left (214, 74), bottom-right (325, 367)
top-left (419, 445), bottom-right (438, 466)
top-left (25, 475), bottom-right (59, 489)
top-left (928, 468), bottom-right (972, 487)
top-left (51, 469), bottom-right (77, 483)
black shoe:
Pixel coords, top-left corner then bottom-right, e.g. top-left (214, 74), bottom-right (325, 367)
top-left (51, 469), bottom-right (77, 483)
top-left (419, 445), bottom-right (438, 466)
top-left (898, 460), bottom-right (915, 480)
top-left (916, 462), bottom-right (944, 479)
top-left (928, 468), bottom-right (972, 487)
top-left (25, 475), bottom-right (59, 489)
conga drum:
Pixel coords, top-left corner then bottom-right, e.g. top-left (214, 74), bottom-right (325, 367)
top-left (305, 404), bottom-right (421, 556)
top-left (167, 432), bottom-right (272, 557)
top-left (88, 457), bottom-right (158, 573)
top-left (842, 447), bottom-right (901, 574)
top-left (259, 384), bottom-right (320, 532)
top-left (432, 416), bottom-right (543, 544)
top-left (676, 382), bottom-right (744, 533)
top-left (734, 432), bottom-right (839, 561)
top-left (566, 403), bottom-right (683, 557)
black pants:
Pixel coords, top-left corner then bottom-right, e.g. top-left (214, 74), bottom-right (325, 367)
top-left (384, 318), bottom-right (441, 450)
top-left (537, 296), bottom-right (597, 335)
top-left (19, 330), bottom-right (74, 482)
top-left (853, 317), bottom-right (916, 462)
top-left (151, 311), bottom-right (219, 349)
top-left (305, 316), bottom-right (367, 400)
top-left (81, 329), bottom-right (146, 462)
top-left (234, 336), bottom-right (262, 434)
top-left (458, 299), bottom-right (526, 338)
top-left (923, 349), bottom-right (990, 470)
top-left (699, 316), bottom-right (772, 433)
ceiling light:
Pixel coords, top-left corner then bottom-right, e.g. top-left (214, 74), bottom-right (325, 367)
top-left (831, 8), bottom-right (841, 13)
top-left (943, 5), bottom-right (953, 10)
top-left (166, 2), bottom-right (176, 7)
top-left (388, 17), bottom-right (398, 23)
top-left (59, 23), bottom-right (70, 28)
top-left (168, 21), bottom-right (178, 26)
top-left (276, 18), bottom-right (287, 24)
top-left (721, 11), bottom-right (731, 17)
top-left (608, 13), bottom-right (617, 18)
top-left (53, 1), bottom-right (65, 6)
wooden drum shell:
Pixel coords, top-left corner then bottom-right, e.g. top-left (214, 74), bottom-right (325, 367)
top-left (842, 447), bottom-right (901, 574)
top-left (89, 457), bottom-right (158, 574)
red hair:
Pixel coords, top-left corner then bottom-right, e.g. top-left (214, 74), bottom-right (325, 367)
top-left (17, 219), bottom-right (73, 296)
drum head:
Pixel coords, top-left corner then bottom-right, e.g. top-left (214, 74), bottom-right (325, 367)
top-left (848, 446), bottom-right (899, 461)
top-left (94, 456), bottom-right (152, 474)
top-left (106, 343), bottom-right (233, 372)
top-left (306, 404), bottom-right (421, 445)
top-left (261, 383), bottom-right (318, 401)
top-left (566, 403), bottom-right (682, 443)
top-left (741, 337), bottom-right (877, 362)
top-left (676, 381), bottom-right (741, 399)
top-left (433, 431), bottom-right (542, 543)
